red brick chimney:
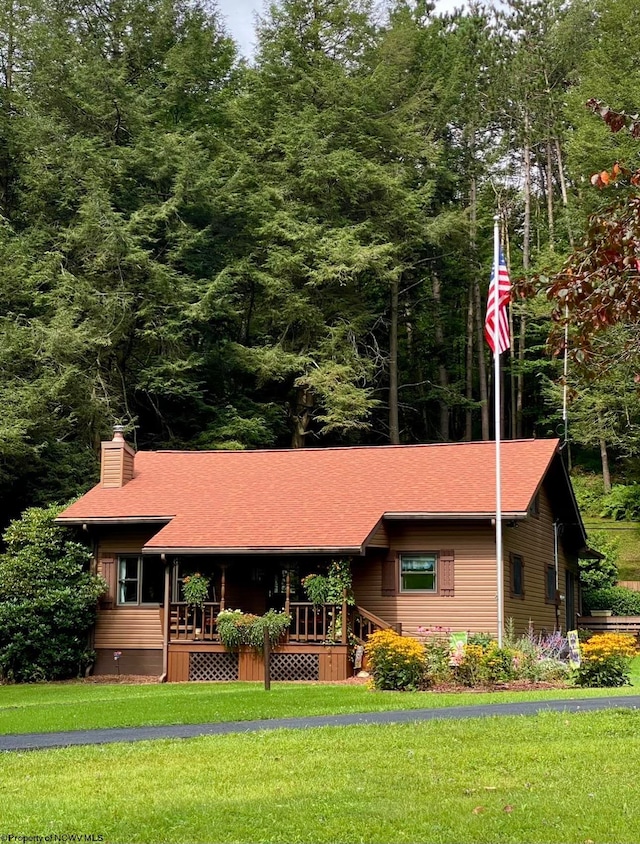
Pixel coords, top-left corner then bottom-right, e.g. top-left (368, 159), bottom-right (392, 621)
top-left (100, 425), bottom-right (135, 488)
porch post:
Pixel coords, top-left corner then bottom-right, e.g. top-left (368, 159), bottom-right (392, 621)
top-left (161, 556), bottom-right (171, 682)
top-left (341, 587), bottom-right (348, 645)
top-left (220, 564), bottom-right (226, 611)
top-left (284, 569), bottom-right (291, 616)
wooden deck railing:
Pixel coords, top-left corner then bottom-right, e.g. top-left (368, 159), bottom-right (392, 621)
top-left (288, 602), bottom-right (343, 642)
top-left (170, 602), bottom-right (221, 641)
top-left (169, 601), bottom-right (395, 645)
top-left (578, 615), bottom-right (640, 634)
top-left (350, 605), bottom-right (400, 642)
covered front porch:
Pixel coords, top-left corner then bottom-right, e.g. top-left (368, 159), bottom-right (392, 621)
top-left (163, 555), bottom-right (394, 681)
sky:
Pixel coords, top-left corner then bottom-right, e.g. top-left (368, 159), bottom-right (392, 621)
top-left (217, 0), bottom-right (467, 58)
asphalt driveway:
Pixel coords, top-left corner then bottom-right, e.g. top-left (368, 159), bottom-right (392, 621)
top-left (1, 694), bottom-right (639, 752)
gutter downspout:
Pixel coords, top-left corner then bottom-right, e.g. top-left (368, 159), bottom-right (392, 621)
top-left (160, 555), bottom-right (171, 682)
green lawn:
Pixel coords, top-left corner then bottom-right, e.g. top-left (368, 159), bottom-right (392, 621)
top-left (2, 710), bottom-right (640, 842)
top-left (2, 675), bottom-right (640, 736)
top-left (584, 517), bottom-right (640, 580)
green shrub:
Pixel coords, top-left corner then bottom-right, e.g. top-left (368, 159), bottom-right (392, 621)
top-left (482, 644), bottom-right (519, 683)
top-left (570, 472), bottom-right (607, 518)
top-left (365, 629), bottom-right (427, 691)
top-left (453, 643), bottom-right (521, 686)
top-left (467, 632), bottom-right (494, 648)
top-left (582, 585), bottom-right (640, 615)
top-left (423, 637), bottom-right (454, 685)
top-left (600, 484), bottom-right (640, 521)
top-left (579, 530), bottom-right (619, 589)
top-left (453, 644), bottom-right (486, 686)
top-left (536, 658), bottom-right (572, 683)
top-left (0, 504), bottom-right (107, 682)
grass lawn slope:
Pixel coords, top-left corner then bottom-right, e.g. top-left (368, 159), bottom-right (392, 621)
top-left (2, 710), bottom-right (640, 843)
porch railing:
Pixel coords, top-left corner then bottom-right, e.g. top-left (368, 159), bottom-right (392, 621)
top-left (170, 602), bottom-right (221, 641)
top-left (351, 605), bottom-right (400, 642)
top-left (169, 601), bottom-right (395, 645)
top-left (288, 602), bottom-right (344, 643)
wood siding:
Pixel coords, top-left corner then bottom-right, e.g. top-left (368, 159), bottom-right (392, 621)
top-left (94, 528), bottom-right (165, 650)
top-left (94, 607), bottom-right (163, 649)
top-left (100, 440), bottom-right (135, 488)
top-left (353, 523), bottom-right (498, 637)
top-left (503, 483), bottom-right (579, 634)
top-left (95, 648), bottom-right (162, 676)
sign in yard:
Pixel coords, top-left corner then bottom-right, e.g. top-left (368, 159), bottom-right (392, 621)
top-left (567, 630), bottom-right (581, 668)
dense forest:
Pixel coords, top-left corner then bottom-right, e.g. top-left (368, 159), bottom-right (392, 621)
top-left (1, 0), bottom-right (639, 522)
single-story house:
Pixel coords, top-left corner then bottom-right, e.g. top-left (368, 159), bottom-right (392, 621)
top-left (57, 430), bottom-right (588, 682)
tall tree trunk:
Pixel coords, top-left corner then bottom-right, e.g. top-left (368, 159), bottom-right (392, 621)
top-left (473, 280), bottom-right (489, 440)
top-left (600, 438), bottom-right (612, 493)
top-left (432, 274), bottom-right (449, 441)
top-left (467, 166), bottom-right (477, 442)
top-left (389, 277), bottom-right (400, 444)
top-left (465, 288), bottom-right (474, 441)
top-left (407, 302), bottom-right (429, 438)
top-left (505, 226), bottom-right (516, 439)
top-left (517, 316), bottom-right (526, 438)
top-left (546, 139), bottom-right (555, 250)
top-left (470, 170), bottom-right (489, 440)
top-left (597, 411), bottom-right (612, 493)
top-left (517, 111), bottom-right (532, 439)
top-left (554, 137), bottom-right (574, 249)
top-left (290, 388), bottom-right (313, 448)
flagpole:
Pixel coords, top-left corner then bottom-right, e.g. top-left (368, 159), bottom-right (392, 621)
top-left (493, 214), bottom-right (504, 648)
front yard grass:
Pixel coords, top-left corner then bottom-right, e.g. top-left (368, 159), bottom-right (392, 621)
top-left (2, 709), bottom-right (640, 842)
top-left (1, 676), bottom-right (640, 735)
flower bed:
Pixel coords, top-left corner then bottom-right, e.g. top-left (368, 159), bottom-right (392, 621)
top-left (363, 624), bottom-right (626, 692)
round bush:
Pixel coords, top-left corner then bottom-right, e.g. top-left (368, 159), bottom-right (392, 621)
top-left (365, 629), bottom-right (427, 691)
top-left (575, 633), bottom-right (637, 687)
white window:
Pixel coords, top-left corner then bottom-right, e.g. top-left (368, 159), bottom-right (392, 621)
top-left (400, 554), bottom-right (437, 592)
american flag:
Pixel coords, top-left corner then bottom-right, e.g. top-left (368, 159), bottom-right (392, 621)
top-left (484, 250), bottom-right (511, 355)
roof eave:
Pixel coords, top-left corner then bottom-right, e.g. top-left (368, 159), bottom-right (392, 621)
top-left (382, 511), bottom-right (527, 521)
top-left (141, 545), bottom-right (364, 556)
top-left (55, 516), bottom-right (174, 526)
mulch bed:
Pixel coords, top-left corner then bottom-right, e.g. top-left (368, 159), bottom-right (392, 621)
top-left (77, 675), bottom-right (567, 691)
top-left (75, 674), bottom-right (162, 684)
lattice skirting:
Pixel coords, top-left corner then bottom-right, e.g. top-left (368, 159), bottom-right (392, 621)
top-left (189, 651), bottom-right (239, 681)
top-left (271, 652), bottom-right (319, 681)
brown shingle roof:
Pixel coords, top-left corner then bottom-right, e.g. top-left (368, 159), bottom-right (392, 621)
top-left (58, 439), bottom-right (560, 552)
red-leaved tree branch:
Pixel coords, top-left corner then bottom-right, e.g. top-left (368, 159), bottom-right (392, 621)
top-left (546, 100), bottom-right (640, 364)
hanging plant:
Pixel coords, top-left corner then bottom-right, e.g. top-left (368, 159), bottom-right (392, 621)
top-left (302, 559), bottom-right (354, 606)
top-left (302, 574), bottom-right (330, 606)
top-left (182, 573), bottom-right (210, 608)
top-left (216, 609), bottom-right (291, 652)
